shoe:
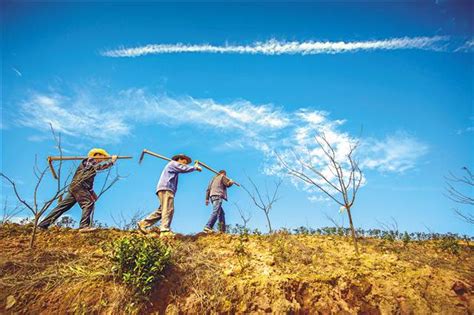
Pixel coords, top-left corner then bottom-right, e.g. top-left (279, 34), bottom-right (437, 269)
top-left (160, 230), bottom-right (175, 238)
top-left (203, 227), bottom-right (214, 234)
top-left (137, 221), bottom-right (149, 234)
top-left (78, 227), bottom-right (98, 233)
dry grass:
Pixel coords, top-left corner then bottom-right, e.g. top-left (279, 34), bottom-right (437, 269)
top-left (1, 224), bottom-right (473, 314)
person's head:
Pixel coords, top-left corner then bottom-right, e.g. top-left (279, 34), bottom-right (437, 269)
top-left (172, 154), bottom-right (192, 165)
top-left (88, 148), bottom-right (110, 161)
top-left (219, 170), bottom-right (227, 176)
top-left (177, 157), bottom-right (190, 165)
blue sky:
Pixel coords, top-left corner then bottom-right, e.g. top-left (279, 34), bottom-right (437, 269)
top-left (1, 1), bottom-right (473, 235)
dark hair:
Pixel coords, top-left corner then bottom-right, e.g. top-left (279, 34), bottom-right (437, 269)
top-left (219, 170), bottom-right (226, 175)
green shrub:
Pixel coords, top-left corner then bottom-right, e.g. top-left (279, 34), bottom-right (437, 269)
top-left (438, 236), bottom-right (461, 256)
top-left (109, 236), bottom-right (171, 296)
top-left (234, 232), bottom-right (250, 270)
top-left (402, 232), bottom-right (411, 247)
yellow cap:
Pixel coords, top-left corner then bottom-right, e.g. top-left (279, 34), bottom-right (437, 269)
top-left (88, 148), bottom-right (110, 158)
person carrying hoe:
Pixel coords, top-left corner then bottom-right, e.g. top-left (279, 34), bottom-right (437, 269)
top-left (38, 148), bottom-right (117, 232)
top-left (138, 153), bottom-right (202, 237)
top-left (203, 170), bottom-right (234, 233)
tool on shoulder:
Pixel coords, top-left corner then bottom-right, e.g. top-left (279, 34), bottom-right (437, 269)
top-left (197, 161), bottom-right (240, 187)
top-left (139, 149), bottom-right (199, 169)
top-left (47, 155), bottom-right (132, 179)
top-left (139, 149), bottom-right (240, 186)
top-left (139, 149), bottom-right (172, 164)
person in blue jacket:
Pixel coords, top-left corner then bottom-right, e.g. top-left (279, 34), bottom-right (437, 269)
top-left (138, 154), bottom-right (201, 237)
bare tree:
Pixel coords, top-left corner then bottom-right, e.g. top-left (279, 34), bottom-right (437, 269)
top-left (324, 212), bottom-right (345, 230)
top-left (445, 167), bottom-right (473, 224)
top-left (233, 202), bottom-right (252, 228)
top-left (0, 125), bottom-right (123, 247)
top-left (97, 166), bottom-right (124, 199)
top-left (110, 209), bottom-right (145, 230)
top-left (277, 133), bottom-right (363, 255)
top-left (1, 197), bottom-right (24, 224)
top-left (376, 217), bottom-right (399, 233)
top-left (0, 126), bottom-right (71, 248)
top-left (90, 166), bottom-right (125, 226)
top-left (242, 177), bottom-right (282, 233)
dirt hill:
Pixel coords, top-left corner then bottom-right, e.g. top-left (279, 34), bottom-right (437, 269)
top-left (0, 224), bottom-right (473, 314)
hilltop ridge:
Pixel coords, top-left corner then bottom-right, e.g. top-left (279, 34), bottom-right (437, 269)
top-left (0, 224), bottom-right (473, 314)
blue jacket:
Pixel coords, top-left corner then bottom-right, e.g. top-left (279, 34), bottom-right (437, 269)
top-left (156, 161), bottom-right (197, 194)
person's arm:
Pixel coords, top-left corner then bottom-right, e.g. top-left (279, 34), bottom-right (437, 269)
top-left (169, 161), bottom-right (202, 173)
top-left (95, 155), bottom-right (118, 171)
top-left (222, 175), bottom-right (234, 188)
top-left (205, 180), bottom-right (212, 205)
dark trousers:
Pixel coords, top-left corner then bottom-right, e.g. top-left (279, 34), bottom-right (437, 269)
top-left (38, 189), bottom-right (95, 229)
top-left (205, 196), bottom-right (226, 232)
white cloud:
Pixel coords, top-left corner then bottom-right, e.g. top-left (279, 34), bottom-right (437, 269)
top-left (456, 127), bottom-right (474, 135)
top-left (12, 67), bottom-right (22, 77)
top-left (455, 38), bottom-right (474, 52)
top-left (361, 133), bottom-right (429, 173)
top-left (102, 36), bottom-right (449, 57)
top-left (117, 89), bottom-right (290, 135)
top-left (308, 195), bottom-right (331, 203)
top-left (18, 92), bottom-right (130, 143)
top-left (27, 134), bottom-right (50, 142)
top-left (262, 110), bottom-right (365, 196)
top-left (456, 116), bottom-right (474, 135)
top-left (16, 89), bottom-right (428, 201)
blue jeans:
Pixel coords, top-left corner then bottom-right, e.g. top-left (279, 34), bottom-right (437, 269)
top-left (205, 196), bottom-right (226, 232)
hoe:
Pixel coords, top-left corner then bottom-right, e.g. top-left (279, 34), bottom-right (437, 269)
top-left (47, 155), bottom-right (132, 179)
top-left (139, 149), bottom-right (240, 186)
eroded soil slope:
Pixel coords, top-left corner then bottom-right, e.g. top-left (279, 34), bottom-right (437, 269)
top-left (0, 224), bottom-right (473, 314)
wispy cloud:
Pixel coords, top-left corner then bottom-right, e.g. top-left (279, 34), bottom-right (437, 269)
top-left (117, 89), bottom-right (290, 133)
top-left (261, 109), bottom-right (365, 194)
top-left (456, 116), bottom-right (474, 135)
top-left (361, 133), bottom-right (429, 173)
top-left (18, 92), bottom-right (130, 143)
top-left (17, 89), bottom-right (428, 199)
top-left (455, 38), bottom-right (474, 52)
top-left (308, 195), bottom-right (331, 203)
top-left (12, 67), bottom-right (22, 77)
top-left (456, 127), bottom-right (474, 135)
top-left (102, 36), bottom-right (449, 57)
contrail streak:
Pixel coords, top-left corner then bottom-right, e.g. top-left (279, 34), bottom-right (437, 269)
top-left (102, 36), bottom-right (449, 57)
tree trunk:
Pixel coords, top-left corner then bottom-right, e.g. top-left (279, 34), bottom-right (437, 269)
top-left (346, 206), bottom-right (359, 255)
top-left (30, 215), bottom-right (39, 249)
top-left (265, 212), bottom-right (272, 233)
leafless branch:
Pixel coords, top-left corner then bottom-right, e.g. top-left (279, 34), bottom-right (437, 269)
top-left (276, 131), bottom-right (363, 254)
top-left (0, 173), bottom-right (34, 212)
top-left (97, 166), bottom-right (125, 199)
top-left (324, 212), bottom-right (344, 229)
top-left (0, 125), bottom-right (73, 248)
top-left (453, 208), bottom-right (474, 224)
top-left (1, 198), bottom-right (25, 224)
top-left (445, 167), bottom-right (474, 225)
top-left (242, 176), bottom-right (282, 233)
top-left (233, 202), bottom-right (252, 228)
top-left (110, 209), bottom-right (145, 230)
